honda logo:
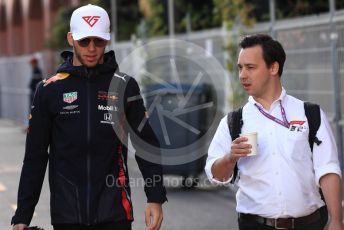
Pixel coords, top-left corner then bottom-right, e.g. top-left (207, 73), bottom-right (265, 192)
top-left (104, 113), bottom-right (112, 121)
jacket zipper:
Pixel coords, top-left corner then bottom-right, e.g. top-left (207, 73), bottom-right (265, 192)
top-left (86, 71), bottom-right (91, 224)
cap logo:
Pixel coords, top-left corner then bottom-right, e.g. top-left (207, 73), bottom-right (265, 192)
top-left (82, 16), bottom-right (101, 27)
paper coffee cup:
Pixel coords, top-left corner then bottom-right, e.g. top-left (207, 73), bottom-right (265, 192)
top-left (240, 132), bottom-right (258, 156)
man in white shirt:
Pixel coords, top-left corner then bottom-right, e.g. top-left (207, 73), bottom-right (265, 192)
top-left (205, 34), bottom-right (343, 230)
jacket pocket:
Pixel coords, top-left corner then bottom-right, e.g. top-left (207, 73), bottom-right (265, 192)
top-left (96, 172), bottom-right (132, 222)
top-left (51, 172), bottom-right (82, 223)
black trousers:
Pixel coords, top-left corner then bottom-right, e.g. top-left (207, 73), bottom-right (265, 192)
top-left (53, 220), bottom-right (132, 230)
top-left (238, 216), bottom-right (325, 230)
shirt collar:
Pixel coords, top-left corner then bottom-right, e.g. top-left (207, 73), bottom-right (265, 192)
top-left (248, 87), bottom-right (287, 109)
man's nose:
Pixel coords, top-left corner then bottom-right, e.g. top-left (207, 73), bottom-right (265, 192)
top-left (88, 40), bottom-right (96, 51)
top-left (239, 69), bottom-right (247, 80)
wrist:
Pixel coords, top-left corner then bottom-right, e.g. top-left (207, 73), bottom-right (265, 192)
top-left (330, 217), bottom-right (343, 223)
top-left (225, 153), bottom-right (237, 165)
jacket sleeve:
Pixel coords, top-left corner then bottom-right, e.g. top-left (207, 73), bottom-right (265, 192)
top-left (11, 82), bottom-right (51, 225)
top-left (124, 77), bottom-right (167, 203)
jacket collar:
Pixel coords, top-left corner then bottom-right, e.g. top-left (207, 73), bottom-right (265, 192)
top-left (56, 50), bottom-right (119, 79)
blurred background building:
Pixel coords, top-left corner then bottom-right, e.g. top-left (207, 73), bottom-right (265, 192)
top-left (0, 0), bottom-right (79, 57)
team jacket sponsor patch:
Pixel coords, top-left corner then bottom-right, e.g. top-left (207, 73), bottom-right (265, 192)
top-left (63, 105), bottom-right (79, 110)
top-left (60, 104), bottom-right (80, 115)
top-left (98, 105), bottom-right (118, 112)
top-left (101, 113), bottom-right (115, 125)
top-left (97, 91), bottom-right (119, 101)
top-left (63, 92), bottom-right (78, 104)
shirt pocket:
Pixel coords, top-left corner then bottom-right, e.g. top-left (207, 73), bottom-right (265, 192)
top-left (284, 130), bottom-right (310, 160)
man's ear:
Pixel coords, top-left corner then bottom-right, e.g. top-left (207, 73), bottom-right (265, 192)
top-left (270, 61), bottom-right (279, 76)
top-left (67, 32), bottom-right (74, 47)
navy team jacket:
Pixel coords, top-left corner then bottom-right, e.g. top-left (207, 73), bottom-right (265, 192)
top-left (11, 51), bottom-right (167, 225)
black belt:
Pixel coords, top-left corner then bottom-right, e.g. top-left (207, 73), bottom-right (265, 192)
top-left (238, 209), bottom-right (321, 229)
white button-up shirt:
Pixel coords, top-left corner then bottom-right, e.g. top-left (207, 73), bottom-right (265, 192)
top-left (205, 88), bottom-right (342, 218)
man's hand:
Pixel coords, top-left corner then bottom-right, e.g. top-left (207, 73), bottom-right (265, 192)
top-left (12, 223), bottom-right (27, 230)
top-left (211, 136), bottom-right (251, 182)
top-left (145, 203), bottom-right (163, 230)
top-left (228, 136), bottom-right (252, 163)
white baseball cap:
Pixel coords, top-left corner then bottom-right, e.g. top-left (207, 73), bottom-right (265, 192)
top-left (70, 4), bottom-right (110, 41)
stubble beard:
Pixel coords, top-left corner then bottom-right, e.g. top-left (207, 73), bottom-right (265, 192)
top-left (74, 46), bottom-right (105, 68)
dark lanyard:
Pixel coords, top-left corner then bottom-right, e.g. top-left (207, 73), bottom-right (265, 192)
top-left (255, 101), bottom-right (289, 128)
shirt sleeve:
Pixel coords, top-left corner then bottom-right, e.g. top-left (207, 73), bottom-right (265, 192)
top-left (313, 108), bottom-right (342, 186)
top-left (204, 115), bottom-right (233, 185)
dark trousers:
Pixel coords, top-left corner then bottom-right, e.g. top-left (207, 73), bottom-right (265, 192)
top-left (238, 216), bottom-right (324, 230)
top-left (53, 220), bottom-right (132, 230)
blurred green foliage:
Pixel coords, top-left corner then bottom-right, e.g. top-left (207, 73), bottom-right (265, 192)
top-left (101, 0), bottom-right (142, 41)
top-left (213, 0), bottom-right (255, 109)
top-left (48, 0), bottom-right (99, 49)
top-left (46, 0), bottom-right (344, 108)
top-left (47, 0), bottom-right (344, 50)
top-left (47, 6), bottom-right (74, 49)
top-left (274, 0), bottom-right (344, 19)
top-left (138, 0), bottom-right (344, 38)
top-left (141, 0), bottom-right (221, 37)
top-left (140, 0), bottom-right (255, 108)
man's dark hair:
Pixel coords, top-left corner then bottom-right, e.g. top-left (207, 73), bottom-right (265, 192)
top-left (239, 34), bottom-right (286, 77)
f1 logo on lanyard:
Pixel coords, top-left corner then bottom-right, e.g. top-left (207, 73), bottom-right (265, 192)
top-left (289, 120), bottom-right (307, 132)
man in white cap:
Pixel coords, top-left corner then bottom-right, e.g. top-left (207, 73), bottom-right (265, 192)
top-left (12, 4), bottom-right (167, 230)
